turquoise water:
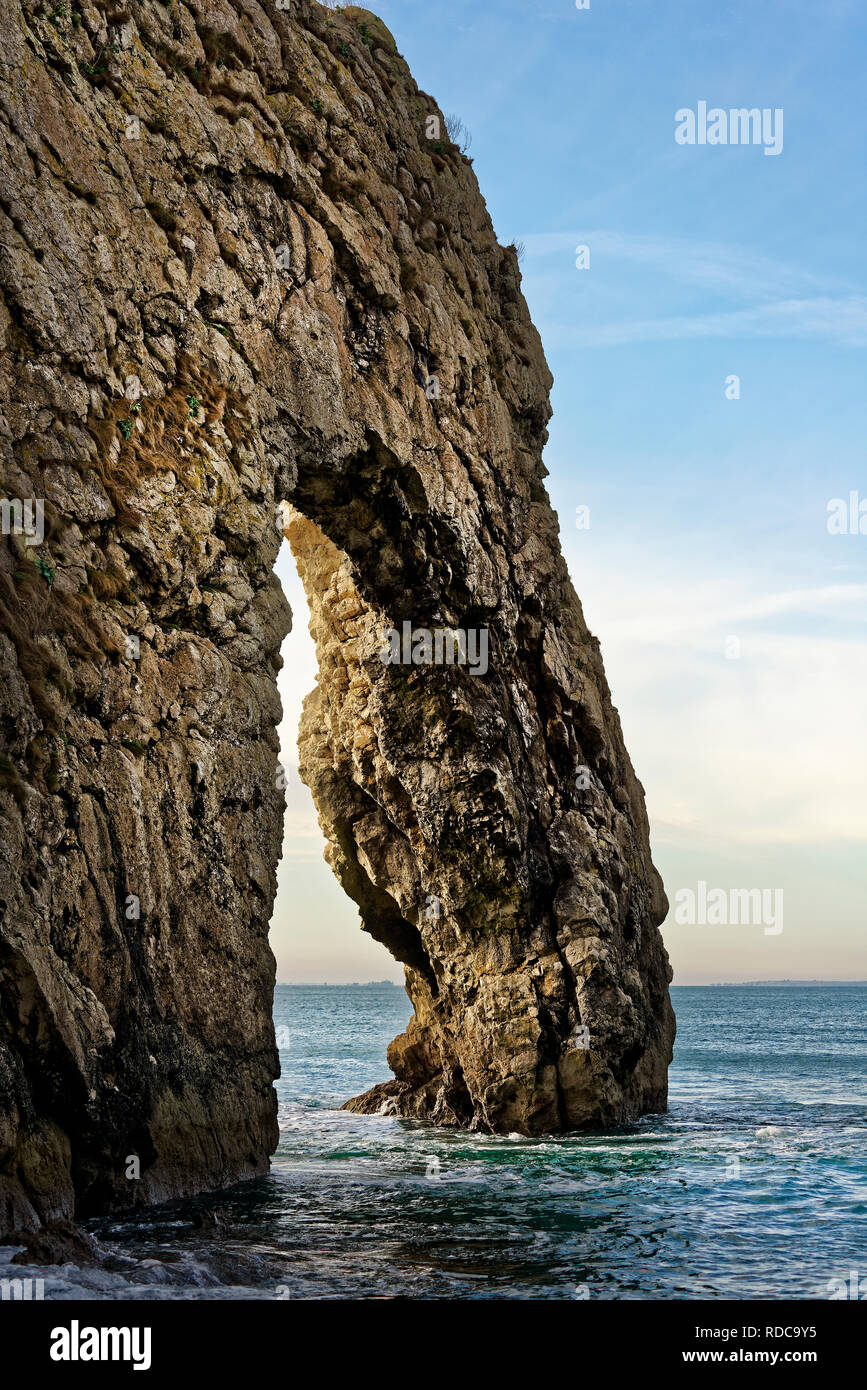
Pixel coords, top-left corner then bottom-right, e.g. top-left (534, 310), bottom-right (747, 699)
top-left (265, 983), bottom-right (867, 1300)
top-left (7, 984), bottom-right (864, 1300)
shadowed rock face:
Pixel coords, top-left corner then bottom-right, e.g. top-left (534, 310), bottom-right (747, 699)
top-left (0, 0), bottom-right (673, 1232)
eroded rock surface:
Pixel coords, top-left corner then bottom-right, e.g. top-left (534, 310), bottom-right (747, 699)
top-left (0, 0), bottom-right (673, 1232)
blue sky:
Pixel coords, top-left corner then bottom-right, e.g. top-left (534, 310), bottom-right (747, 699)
top-left (271, 0), bottom-right (867, 983)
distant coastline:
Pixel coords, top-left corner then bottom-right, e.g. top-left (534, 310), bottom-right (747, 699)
top-left (278, 979), bottom-right (864, 988)
top-left (277, 979), bottom-right (402, 987)
top-left (686, 980), bottom-right (867, 988)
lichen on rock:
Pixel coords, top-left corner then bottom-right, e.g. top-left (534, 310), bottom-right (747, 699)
top-left (0, 0), bottom-right (673, 1232)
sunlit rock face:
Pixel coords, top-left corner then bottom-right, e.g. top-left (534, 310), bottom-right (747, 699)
top-left (0, 0), bottom-right (673, 1232)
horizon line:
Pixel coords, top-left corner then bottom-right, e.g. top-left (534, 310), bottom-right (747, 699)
top-left (275, 978), bottom-right (867, 987)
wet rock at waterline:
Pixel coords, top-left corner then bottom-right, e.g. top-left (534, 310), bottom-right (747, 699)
top-left (0, 0), bottom-right (674, 1232)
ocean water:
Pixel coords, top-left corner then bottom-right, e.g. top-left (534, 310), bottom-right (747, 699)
top-left (3, 984), bottom-right (865, 1301)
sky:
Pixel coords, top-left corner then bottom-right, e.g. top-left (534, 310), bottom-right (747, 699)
top-left (271, 0), bottom-right (867, 984)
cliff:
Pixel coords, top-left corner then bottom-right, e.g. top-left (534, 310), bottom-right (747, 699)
top-left (0, 0), bottom-right (674, 1235)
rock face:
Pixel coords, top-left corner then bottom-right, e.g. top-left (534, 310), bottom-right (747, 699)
top-left (0, 0), bottom-right (673, 1233)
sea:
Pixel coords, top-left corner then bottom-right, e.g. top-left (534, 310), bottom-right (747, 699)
top-left (2, 984), bottom-right (865, 1301)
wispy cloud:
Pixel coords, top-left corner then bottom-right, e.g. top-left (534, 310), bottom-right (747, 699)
top-left (522, 230), bottom-right (845, 299)
top-left (520, 231), bottom-right (867, 346)
top-left (546, 296), bottom-right (867, 348)
top-left (599, 583), bottom-right (867, 644)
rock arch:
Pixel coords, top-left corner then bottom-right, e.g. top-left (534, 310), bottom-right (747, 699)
top-left (0, 0), bottom-right (673, 1234)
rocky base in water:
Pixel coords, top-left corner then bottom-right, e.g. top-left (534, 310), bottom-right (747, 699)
top-left (0, 0), bottom-right (673, 1237)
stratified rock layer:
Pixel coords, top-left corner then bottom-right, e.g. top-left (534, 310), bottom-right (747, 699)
top-left (0, 0), bottom-right (673, 1231)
